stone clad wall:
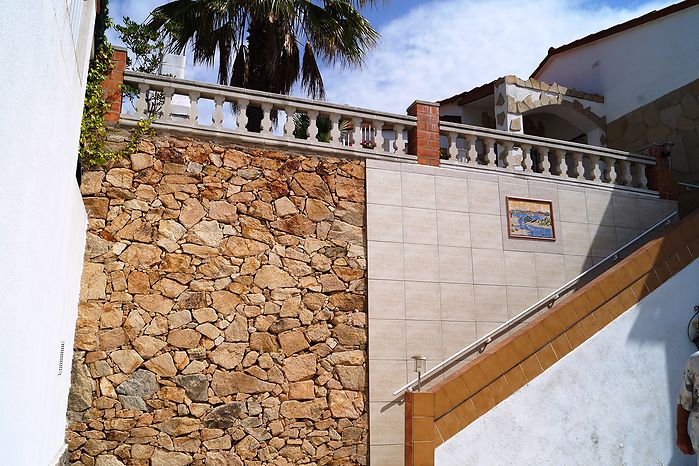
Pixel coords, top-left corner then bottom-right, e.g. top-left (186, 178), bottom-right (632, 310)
top-left (67, 129), bottom-right (368, 466)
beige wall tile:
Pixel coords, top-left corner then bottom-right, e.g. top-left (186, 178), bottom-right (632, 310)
top-left (403, 207), bottom-right (438, 244)
top-left (401, 172), bottom-right (436, 209)
top-left (442, 321), bottom-right (477, 356)
top-left (612, 194), bottom-right (640, 228)
top-left (474, 285), bottom-right (508, 322)
top-left (438, 246), bottom-right (473, 284)
top-left (369, 359), bottom-right (407, 402)
top-left (476, 321), bottom-right (501, 338)
top-left (440, 283), bottom-right (476, 321)
top-left (367, 204), bottom-right (403, 242)
top-left (560, 222), bottom-right (591, 255)
top-left (588, 223), bottom-right (617, 257)
top-left (369, 319), bottom-right (406, 360)
top-left (504, 250), bottom-right (537, 287)
top-left (436, 175), bottom-right (469, 212)
top-left (437, 210), bottom-right (471, 247)
top-left (370, 402), bottom-right (405, 446)
top-left (469, 213), bottom-right (503, 250)
top-left (585, 190), bottom-right (614, 226)
top-left (564, 255), bottom-right (592, 281)
top-left (558, 189), bottom-right (588, 223)
top-left (468, 179), bottom-right (500, 214)
top-left (472, 248), bottom-right (506, 285)
top-left (405, 281), bottom-right (441, 320)
top-left (404, 244), bottom-right (439, 281)
top-left (369, 445), bottom-right (404, 466)
top-left (616, 227), bottom-right (643, 247)
top-left (636, 198), bottom-right (666, 228)
top-left (368, 241), bottom-right (404, 280)
top-left (406, 320), bottom-right (443, 361)
top-left (506, 286), bottom-right (540, 319)
top-left (367, 168), bottom-right (402, 206)
top-left (368, 279), bottom-right (405, 320)
top-left (534, 253), bottom-right (566, 288)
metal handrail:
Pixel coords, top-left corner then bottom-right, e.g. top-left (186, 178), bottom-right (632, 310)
top-left (392, 210), bottom-right (679, 396)
top-left (679, 182), bottom-right (699, 190)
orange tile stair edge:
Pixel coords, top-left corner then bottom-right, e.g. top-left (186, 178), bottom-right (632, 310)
top-left (404, 209), bottom-right (699, 466)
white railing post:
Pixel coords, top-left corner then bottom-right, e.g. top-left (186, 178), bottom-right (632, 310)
top-left (308, 111), bottom-right (319, 142)
top-left (162, 86), bottom-right (174, 122)
top-left (522, 144), bottom-right (533, 172)
top-left (352, 118), bottom-right (362, 149)
top-left (620, 160), bottom-right (632, 186)
top-left (373, 121), bottom-right (384, 153)
top-left (540, 146), bottom-right (551, 175)
top-left (284, 106), bottom-right (296, 139)
top-left (212, 95), bottom-right (224, 129)
top-left (504, 141), bottom-right (515, 170)
top-left (590, 155), bottom-right (601, 182)
top-left (635, 162), bottom-right (648, 189)
top-left (448, 132), bottom-right (458, 161)
top-left (555, 149), bottom-right (568, 178)
top-left (330, 113), bottom-right (342, 147)
top-left (484, 138), bottom-right (496, 167)
top-left (134, 83), bottom-right (149, 118)
top-left (236, 99), bottom-right (249, 133)
top-left (605, 157), bottom-right (617, 184)
top-left (394, 124), bottom-right (406, 155)
top-left (188, 91), bottom-right (200, 126)
top-left (466, 135), bottom-right (478, 166)
top-left (260, 103), bottom-right (273, 136)
top-left (573, 152), bottom-right (584, 180)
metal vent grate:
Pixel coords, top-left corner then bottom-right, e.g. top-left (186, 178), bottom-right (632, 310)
top-left (58, 341), bottom-right (65, 376)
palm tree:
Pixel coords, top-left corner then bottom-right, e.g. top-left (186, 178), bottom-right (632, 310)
top-left (147, 1), bottom-right (382, 130)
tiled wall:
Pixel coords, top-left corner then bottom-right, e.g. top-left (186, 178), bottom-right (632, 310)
top-left (365, 159), bottom-right (676, 464)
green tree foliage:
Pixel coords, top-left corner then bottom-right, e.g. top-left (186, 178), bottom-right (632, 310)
top-left (147, 0), bottom-right (383, 99)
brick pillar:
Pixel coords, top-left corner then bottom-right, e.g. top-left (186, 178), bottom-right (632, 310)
top-left (407, 100), bottom-right (440, 166)
top-left (103, 46), bottom-right (127, 123)
top-left (643, 143), bottom-right (678, 200)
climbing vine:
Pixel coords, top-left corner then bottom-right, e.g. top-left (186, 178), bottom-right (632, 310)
top-left (78, 14), bottom-right (155, 167)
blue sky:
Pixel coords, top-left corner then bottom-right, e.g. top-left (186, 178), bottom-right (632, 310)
top-left (109, 0), bottom-right (676, 113)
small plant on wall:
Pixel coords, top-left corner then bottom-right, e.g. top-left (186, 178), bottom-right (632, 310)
top-left (78, 4), bottom-right (160, 167)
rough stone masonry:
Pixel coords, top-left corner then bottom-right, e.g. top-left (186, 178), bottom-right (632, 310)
top-left (67, 128), bottom-right (368, 466)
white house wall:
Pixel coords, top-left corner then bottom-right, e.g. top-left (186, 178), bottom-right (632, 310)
top-left (0, 1), bottom-right (93, 464)
top-left (535, 4), bottom-right (699, 122)
top-left (365, 158), bottom-right (676, 464)
top-left (435, 257), bottom-right (699, 466)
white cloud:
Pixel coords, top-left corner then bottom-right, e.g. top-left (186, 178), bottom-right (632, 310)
top-left (109, 0), bottom-right (674, 115)
top-left (320, 0), bottom-right (674, 113)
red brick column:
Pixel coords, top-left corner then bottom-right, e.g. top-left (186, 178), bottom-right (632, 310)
top-left (103, 47), bottom-right (127, 123)
top-left (643, 143), bottom-right (678, 200)
top-left (407, 101), bottom-right (440, 166)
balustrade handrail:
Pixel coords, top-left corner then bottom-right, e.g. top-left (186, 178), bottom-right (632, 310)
top-left (121, 71), bottom-right (417, 127)
top-left (392, 210), bottom-right (679, 396)
top-left (439, 120), bottom-right (654, 164)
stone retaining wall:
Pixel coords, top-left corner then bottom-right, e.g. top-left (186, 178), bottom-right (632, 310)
top-left (66, 129), bottom-right (368, 466)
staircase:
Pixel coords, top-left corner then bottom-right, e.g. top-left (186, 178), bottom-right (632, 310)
top-left (405, 209), bottom-right (699, 466)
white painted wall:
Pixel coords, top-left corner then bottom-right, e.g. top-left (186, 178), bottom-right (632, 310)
top-left (0, 1), bottom-right (93, 464)
top-left (534, 5), bottom-right (699, 122)
top-left (436, 258), bottom-right (699, 466)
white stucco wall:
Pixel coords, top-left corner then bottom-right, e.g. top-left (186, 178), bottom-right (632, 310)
top-left (436, 258), bottom-right (699, 466)
top-left (0, 1), bottom-right (93, 464)
top-left (534, 4), bottom-right (699, 122)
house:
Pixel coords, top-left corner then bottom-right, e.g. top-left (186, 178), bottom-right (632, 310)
top-left (49, 1), bottom-right (699, 466)
top-left (0, 0), bottom-right (100, 465)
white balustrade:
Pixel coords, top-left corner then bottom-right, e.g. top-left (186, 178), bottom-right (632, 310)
top-left (121, 71), bottom-right (415, 159)
top-left (439, 121), bottom-right (655, 191)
